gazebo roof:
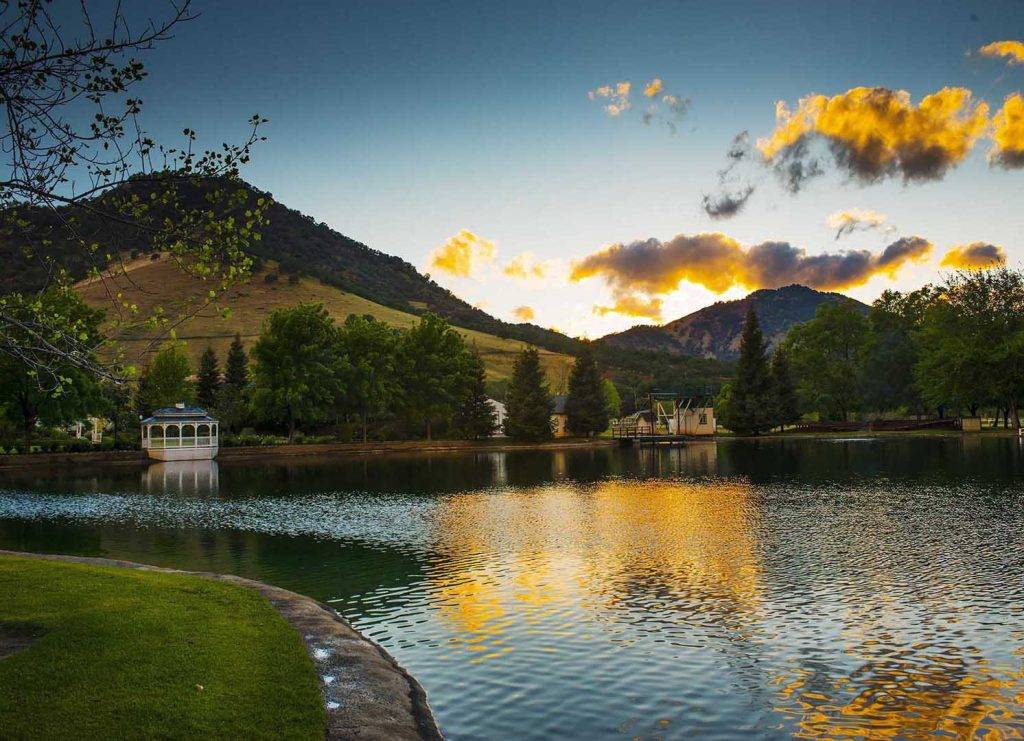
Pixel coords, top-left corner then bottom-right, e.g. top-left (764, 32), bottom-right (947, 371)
top-left (141, 403), bottom-right (217, 425)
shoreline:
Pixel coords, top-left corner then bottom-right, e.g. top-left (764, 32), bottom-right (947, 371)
top-left (0, 437), bottom-right (617, 470)
top-left (0, 550), bottom-right (443, 741)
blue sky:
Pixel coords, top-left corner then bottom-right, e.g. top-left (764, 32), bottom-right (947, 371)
top-left (127, 0), bottom-right (1024, 336)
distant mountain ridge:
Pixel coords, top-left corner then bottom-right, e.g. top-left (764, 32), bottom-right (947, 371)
top-left (597, 285), bottom-right (868, 360)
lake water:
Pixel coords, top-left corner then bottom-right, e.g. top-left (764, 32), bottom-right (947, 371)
top-left (2, 437), bottom-right (1023, 739)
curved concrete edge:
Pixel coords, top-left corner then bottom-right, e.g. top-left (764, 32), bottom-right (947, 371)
top-left (0, 550), bottom-right (443, 741)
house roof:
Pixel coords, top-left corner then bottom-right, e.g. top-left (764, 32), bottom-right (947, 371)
top-left (551, 394), bottom-right (567, 415)
top-left (141, 403), bottom-right (216, 424)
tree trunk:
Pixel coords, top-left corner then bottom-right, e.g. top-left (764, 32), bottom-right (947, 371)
top-left (425, 419), bottom-right (432, 441)
top-left (362, 414), bottom-right (368, 444)
top-left (288, 414), bottom-right (296, 443)
top-left (1011, 398), bottom-right (1021, 430)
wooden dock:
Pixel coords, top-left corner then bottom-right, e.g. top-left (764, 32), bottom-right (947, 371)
top-left (609, 423), bottom-right (690, 446)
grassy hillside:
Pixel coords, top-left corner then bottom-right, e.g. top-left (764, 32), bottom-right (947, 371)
top-left (76, 257), bottom-right (573, 383)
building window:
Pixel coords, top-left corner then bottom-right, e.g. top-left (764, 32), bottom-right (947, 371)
top-left (699, 413), bottom-right (707, 425)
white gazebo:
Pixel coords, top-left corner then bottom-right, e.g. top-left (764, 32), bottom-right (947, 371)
top-left (141, 403), bottom-right (219, 461)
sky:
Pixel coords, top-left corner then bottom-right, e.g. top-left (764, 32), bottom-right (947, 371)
top-left (115, 0), bottom-right (1024, 337)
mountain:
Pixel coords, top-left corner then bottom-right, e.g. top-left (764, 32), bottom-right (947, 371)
top-left (598, 285), bottom-right (869, 360)
top-left (3, 175), bottom-right (735, 387)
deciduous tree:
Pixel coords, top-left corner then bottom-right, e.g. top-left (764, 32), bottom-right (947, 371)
top-left (136, 342), bottom-right (193, 415)
top-left (251, 304), bottom-right (345, 441)
top-left (397, 314), bottom-right (469, 439)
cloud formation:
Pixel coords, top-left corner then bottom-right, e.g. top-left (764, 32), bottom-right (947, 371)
top-left (979, 40), bottom-right (1024, 66)
top-left (512, 305), bottom-right (535, 321)
top-left (502, 252), bottom-right (550, 282)
top-left (702, 131), bottom-right (760, 218)
top-left (702, 186), bottom-right (755, 219)
top-left (757, 87), bottom-right (990, 185)
top-left (428, 230), bottom-right (496, 277)
top-left (826, 208), bottom-right (892, 240)
top-left (590, 78), bottom-right (689, 132)
top-left (593, 291), bottom-right (664, 321)
top-left (991, 94), bottom-right (1024, 169)
top-left (571, 233), bottom-right (933, 295)
top-left (588, 81), bottom-right (632, 117)
top-left (940, 242), bottom-right (1007, 269)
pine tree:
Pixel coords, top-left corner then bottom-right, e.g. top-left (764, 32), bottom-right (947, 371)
top-left (225, 333), bottom-right (249, 390)
top-left (770, 346), bottom-right (800, 430)
top-left (196, 346), bottom-right (221, 410)
top-left (565, 342), bottom-right (609, 436)
top-left (452, 347), bottom-right (497, 439)
top-left (719, 309), bottom-right (774, 435)
top-left (504, 347), bottom-right (553, 441)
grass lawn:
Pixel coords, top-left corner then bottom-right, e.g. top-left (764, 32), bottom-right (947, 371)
top-left (0, 556), bottom-right (325, 740)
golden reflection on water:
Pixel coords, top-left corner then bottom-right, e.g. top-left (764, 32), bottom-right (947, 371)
top-left (428, 468), bottom-right (1023, 737)
top-left (431, 476), bottom-right (762, 659)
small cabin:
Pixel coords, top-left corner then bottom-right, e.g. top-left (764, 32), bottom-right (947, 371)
top-left (551, 395), bottom-right (568, 437)
top-left (141, 403), bottom-right (219, 461)
top-left (676, 397), bottom-right (716, 436)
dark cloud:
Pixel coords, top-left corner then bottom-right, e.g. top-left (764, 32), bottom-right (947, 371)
top-left (571, 233), bottom-right (934, 295)
top-left (701, 186), bottom-right (755, 219)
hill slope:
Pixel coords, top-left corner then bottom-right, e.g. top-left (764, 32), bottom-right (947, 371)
top-left (76, 257), bottom-right (574, 383)
top-left (1, 176), bottom-right (578, 356)
top-left (599, 285), bottom-right (869, 360)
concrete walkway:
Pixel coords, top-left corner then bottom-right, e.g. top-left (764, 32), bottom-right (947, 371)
top-left (0, 551), bottom-right (443, 741)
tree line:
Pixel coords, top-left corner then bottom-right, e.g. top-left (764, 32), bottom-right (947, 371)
top-left (0, 292), bottom-right (616, 449)
top-left (718, 268), bottom-right (1024, 434)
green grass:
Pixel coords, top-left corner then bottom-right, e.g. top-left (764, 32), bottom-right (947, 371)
top-left (0, 556), bottom-right (325, 740)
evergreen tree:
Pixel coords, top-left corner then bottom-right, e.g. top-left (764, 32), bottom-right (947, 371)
top-left (136, 342), bottom-right (193, 415)
top-left (565, 342), bottom-right (609, 436)
top-left (196, 346), bottom-right (221, 410)
top-left (504, 347), bottom-right (553, 441)
top-left (770, 346), bottom-right (800, 430)
top-left (719, 309), bottom-right (774, 435)
top-left (225, 333), bottom-right (249, 390)
top-left (452, 346), bottom-right (497, 439)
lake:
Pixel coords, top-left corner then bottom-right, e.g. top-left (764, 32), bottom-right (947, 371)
top-left (2, 437), bottom-right (1023, 739)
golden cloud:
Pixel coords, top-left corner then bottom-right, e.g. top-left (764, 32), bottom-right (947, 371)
top-left (593, 292), bottom-right (664, 321)
top-left (428, 230), bottom-right (496, 278)
top-left (940, 242), bottom-right (1007, 269)
top-left (512, 305), bottom-right (535, 321)
top-left (757, 87), bottom-right (990, 183)
top-left (588, 81), bottom-right (632, 116)
top-left (644, 78), bottom-right (664, 98)
top-left (979, 40), bottom-right (1024, 66)
top-left (502, 252), bottom-right (549, 281)
top-left (826, 208), bottom-right (890, 239)
top-left (990, 93), bottom-right (1024, 169)
top-left (571, 233), bottom-right (933, 295)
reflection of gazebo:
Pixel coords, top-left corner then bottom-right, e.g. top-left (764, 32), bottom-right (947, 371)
top-left (141, 403), bottom-right (219, 461)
